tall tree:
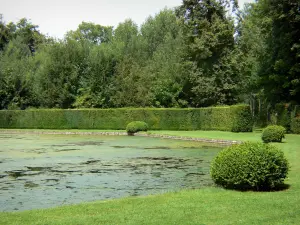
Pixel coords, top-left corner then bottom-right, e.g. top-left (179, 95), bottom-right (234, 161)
top-left (257, 0), bottom-right (300, 104)
top-left (33, 39), bottom-right (87, 108)
top-left (141, 10), bottom-right (189, 107)
top-left (111, 9), bottom-right (188, 107)
top-left (74, 42), bottom-right (116, 108)
top-left (177, 0), bottom-right (240, 106)
top-left (0, 36), bottom-right (35, 109)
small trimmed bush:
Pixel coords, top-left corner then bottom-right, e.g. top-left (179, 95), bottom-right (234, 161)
top-left (126, 121), bottom-right (148, 134)
top-left (262, 125), bottom-right (286, 143)
top-left (210, 142), bottom-right (289, 191)
top-left (291, 117), bottom-right (300, 134)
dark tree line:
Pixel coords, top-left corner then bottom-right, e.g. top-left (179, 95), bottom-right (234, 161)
top-left (0, 0), bottom-right (299, 110)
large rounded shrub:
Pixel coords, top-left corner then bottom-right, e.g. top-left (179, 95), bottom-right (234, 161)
top-left (126, 121), bottom-right (148, 134)
top-left (262, 125), bottom-right (286, 143)
top-left (210, 142), bottom-right (289, 191)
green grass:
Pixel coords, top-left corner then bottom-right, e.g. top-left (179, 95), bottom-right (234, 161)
top-left (0, 128), bottom-right (126, 133)
top-left (148, 130), bottom-right (262, 141)
top-left (1, 130), bottom-right (300, 225)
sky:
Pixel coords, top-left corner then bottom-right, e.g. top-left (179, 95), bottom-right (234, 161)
top-left (1, 0), bottom-right (254, 39)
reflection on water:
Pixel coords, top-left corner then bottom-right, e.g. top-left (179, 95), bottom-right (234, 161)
top-left (0, 133), bottom-right (221, 212)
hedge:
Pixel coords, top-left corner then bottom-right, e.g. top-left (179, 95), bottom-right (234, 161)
top-left (0, 105), bottom-right (253, 132)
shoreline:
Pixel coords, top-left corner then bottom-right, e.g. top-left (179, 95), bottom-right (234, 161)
top-left (0, 129), bottom-right (242, 146)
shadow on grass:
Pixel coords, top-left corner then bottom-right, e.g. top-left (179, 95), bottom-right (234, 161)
top-left (262, 141), bottom-right (287, 144)
top-left (275, 141), bottom-right (287, 144)
top-left (222, 183), bottom-right (291, 192)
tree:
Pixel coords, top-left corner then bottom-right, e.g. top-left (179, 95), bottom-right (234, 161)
top-left (109, 19), bottom-right (150, 107)
top-left (33, 39), bottom-right (87, 108)
top-left (234, 2), bottom-right (270, 120)
top-left (112, 19), bottom-right (146, 62)
top-left (236, 0), bottom-right (300, 120)
top-left (111, 9), bottom-right (188, 107)
top-left (0, 36), bottom-right (36, 109)
top-left (74, 42), bottom-right (116, 108)
top-left (111, 57), bottom-right (152, 107)
top-left (256, 0), bottom-right (300, 104)
top-left (177, 0), bottom-right (240, 106)
top-left (141, 9), bottom-right (182, 57)
top-left (66, 22), bottom-right (113, 44)
top-left (0, 14), bottom-right (10, 51)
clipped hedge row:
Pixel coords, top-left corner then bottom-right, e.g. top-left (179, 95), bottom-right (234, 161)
top-left (0, 105), bottom-right (253, 132)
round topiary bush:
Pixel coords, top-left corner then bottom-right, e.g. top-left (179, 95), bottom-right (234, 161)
top-left (262, 125), bottom-right (286, 143)
top-left (210, 142), bottom-right (289, 191)
top-left (126, 121), bottom-right (148, 135)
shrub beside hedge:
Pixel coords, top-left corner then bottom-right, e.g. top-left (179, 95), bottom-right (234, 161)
top-left (266, 104), bottom-right (300, 133)
top-left (231, 105), bottom-right (253, 132)
top-left (210, 142), bottom-right (289, 191)
top-left (0, 105), bottom-right (253, 132)
top-left (272, 103), bottom-right (291, 130)
top-left (291, 117), bottom-right (300, 134)
top-left (262, 125), bottom-right (286, 143)
top-left (126, 121), bottom-right (148, 134)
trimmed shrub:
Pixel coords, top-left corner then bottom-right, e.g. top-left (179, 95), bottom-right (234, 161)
top-left (262, 125), bottom-right (286, 143)
top-left (126, 121), bottom-right (148, 134)
top-left (231, 105), bottom-right (253, 132)
top-left (210, 142), bottom-right (289, 191)
top-left (0, 105), bottom-right (253, 132)
top-left (291, 117), bottom-right (300, 134)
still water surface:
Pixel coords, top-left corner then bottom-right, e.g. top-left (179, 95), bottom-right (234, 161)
top-left (0, 133), bottom-right (221, 211)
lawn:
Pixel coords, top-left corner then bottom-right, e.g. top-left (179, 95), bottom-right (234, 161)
top-left (1, 130), bottom-right (300, 225)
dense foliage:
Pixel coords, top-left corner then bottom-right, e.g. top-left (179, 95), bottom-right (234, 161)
top-left (231, 105), bottom-right (253, 132)
top-left (126, 121), bottom-right (148, 134)
top-left (0, 105), bottom-right (252, 131)
top-left (262, 125), bottom-right (286, 143)
top-left (236, 0), bottom-right (300, 124)
top-left (291, 117), bottom-right (300, 134)
top-left (0, 0), bottom-right (299, 131)
top-left (271, 103), bottom-right (292, 130)
top-left (210, 142), bottom-right (289, 191)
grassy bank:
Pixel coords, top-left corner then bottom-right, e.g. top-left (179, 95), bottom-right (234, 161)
top-left (0, 129), bottom-right (124, 133)
top-left (1, 131), bottom-right (300, 225)
top-left (148, 130), bottom-right (262, 141)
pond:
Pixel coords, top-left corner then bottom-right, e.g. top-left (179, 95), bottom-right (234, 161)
top-left (0, 133), bottom-right (222, 212)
